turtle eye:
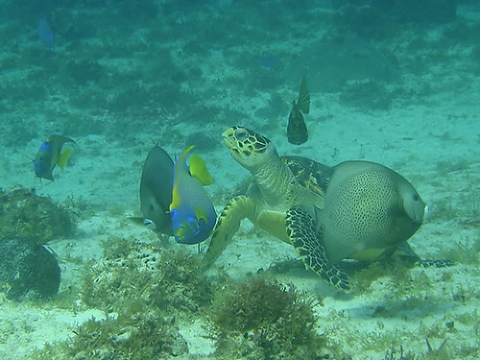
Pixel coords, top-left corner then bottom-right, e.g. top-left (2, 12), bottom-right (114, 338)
top-left (412, 193), bottom-right (419, 201)
top-left (235, 128), bottom-right (249, 142)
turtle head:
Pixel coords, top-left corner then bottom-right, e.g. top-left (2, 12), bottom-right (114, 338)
top-left (222, 126), bottom-right (276, 171)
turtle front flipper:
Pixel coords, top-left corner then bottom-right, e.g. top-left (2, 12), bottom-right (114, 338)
top-left (203, 195), bottom-right (256, 269)
top-left (286, 206), bottom-right (350, 290)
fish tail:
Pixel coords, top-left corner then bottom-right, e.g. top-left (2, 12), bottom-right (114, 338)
top-left (298, 76), bottom-right (310, 114)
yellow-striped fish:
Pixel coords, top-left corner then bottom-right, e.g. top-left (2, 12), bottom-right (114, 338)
top-left (34, 135), bottom-right (76, 180)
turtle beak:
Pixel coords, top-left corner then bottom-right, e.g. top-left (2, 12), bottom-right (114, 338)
top-left (222, 128), bottom-right (236, 150)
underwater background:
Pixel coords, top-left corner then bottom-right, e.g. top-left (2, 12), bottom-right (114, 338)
top-left (0, 0), bottom-right (479, 358)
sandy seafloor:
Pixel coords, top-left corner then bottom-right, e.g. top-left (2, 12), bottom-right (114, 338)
top-left (1, 0), bottom-right (480, 359)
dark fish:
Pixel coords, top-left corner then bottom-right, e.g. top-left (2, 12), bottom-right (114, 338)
top-left (37, 17), bottom-right (55, 50)
top-left (34, 135), bottom-right (76, 181)
top-left (287, 76), bottom-right (310, 145)
top-left (139, 146), bottom-right (175, 235)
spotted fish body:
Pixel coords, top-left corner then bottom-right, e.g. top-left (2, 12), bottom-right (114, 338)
top-left (320, 161), bottom-right (426, 264)
top-left (287, 76), bottom-right (310, 145)
top-left (169, 146), bottom-right (216, 244)
top-left (34, 135), bottom-right (76, 180)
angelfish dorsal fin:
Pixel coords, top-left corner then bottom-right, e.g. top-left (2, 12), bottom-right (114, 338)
top-left (189, 153), bottom-right (213, 186)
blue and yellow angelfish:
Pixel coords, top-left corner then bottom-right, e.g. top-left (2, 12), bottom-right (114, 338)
top-left (169, 146), bottom-right (216, 244)
top-left (34, 135), bottom-right (76, 181)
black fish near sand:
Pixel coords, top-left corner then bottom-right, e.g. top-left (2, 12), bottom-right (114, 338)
top-left (0, 238), bottom-right (60, 299)
top-left (287, 76), bottom-right (310, 145)
top-left (34, 135), bottom-right (76, 181)
top-left (139, 146), bottom-right (174, 235)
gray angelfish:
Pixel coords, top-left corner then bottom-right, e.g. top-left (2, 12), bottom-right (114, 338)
top-left (139, 146), bottom-right (174, 235)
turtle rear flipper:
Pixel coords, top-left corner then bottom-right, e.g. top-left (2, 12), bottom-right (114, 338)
top-left (204, 195), bottom-right (256, 269)
top-left (286, 206), bottom-right (350, 290)
top-left (394, 243), bottom-right (455, 268)
top-left (417, 259), bottom-right (455, 268)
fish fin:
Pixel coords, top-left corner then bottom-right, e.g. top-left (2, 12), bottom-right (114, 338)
top-left (57, 149), bottom-right (71, 170)
top-left (189, 153), bottom-right (214, 186)
top-left (34, 175), bottom-right (45, 186)
top-left (25, 154), bottom-right (36, 162)
top-left (128, 216), bottom-right (148, 226)
top-left (170, 146), bottom-right (194, 212)
top-left (169, 190), bottom-right (180, 212)
top-left (298, 76), bottom-right (310, 114)
top-left (308, 122), bottom-right (316, 138)
top-left (50, 135), bottom-right (77, 146)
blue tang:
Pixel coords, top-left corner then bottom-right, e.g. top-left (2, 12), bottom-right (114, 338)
top-left (37, 17), bottom-right (55, 51)
top-left (259, 54), bottom-right (280, 70)
top-left (169, 146), bottom-right (216, 244)
top-left (34, 135), bottom-right (76, 181)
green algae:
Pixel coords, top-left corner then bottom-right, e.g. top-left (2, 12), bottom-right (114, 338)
top-left (32, 234), bottom-right (330, 359)
top-left (80, 236), bottom-right (216, 316)
top-left (33, 236), bottom-right (214, 359)
top-left (0, 186), bottom-right (76, 245)
top-left (211, 277), bottom-right (328, 359)
top-left (32, 311), bottom-right (188, 359)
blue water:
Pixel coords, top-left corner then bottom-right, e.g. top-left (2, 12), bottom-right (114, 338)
top-left (0, 0), bottom-right (479, 358)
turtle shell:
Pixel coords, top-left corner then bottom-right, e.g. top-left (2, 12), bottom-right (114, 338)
top-left (281, 156), bottom-right (333, 198)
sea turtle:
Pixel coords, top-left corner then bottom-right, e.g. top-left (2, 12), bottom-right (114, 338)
top-left (204, 126), bottom-right (438, 290)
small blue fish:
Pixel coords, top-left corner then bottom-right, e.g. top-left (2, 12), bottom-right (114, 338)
top-left (259, 54), bottom-right (279, 70)
top-left (37, 17), bottom-right (55, 50)
top-left (169, 146), bottom-right (216, 244)
top-left (34, 135), bottom-right (76, 181)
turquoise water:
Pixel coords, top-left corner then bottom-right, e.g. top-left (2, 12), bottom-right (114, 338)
top-left (0, 1), bottom-right (479, 359)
